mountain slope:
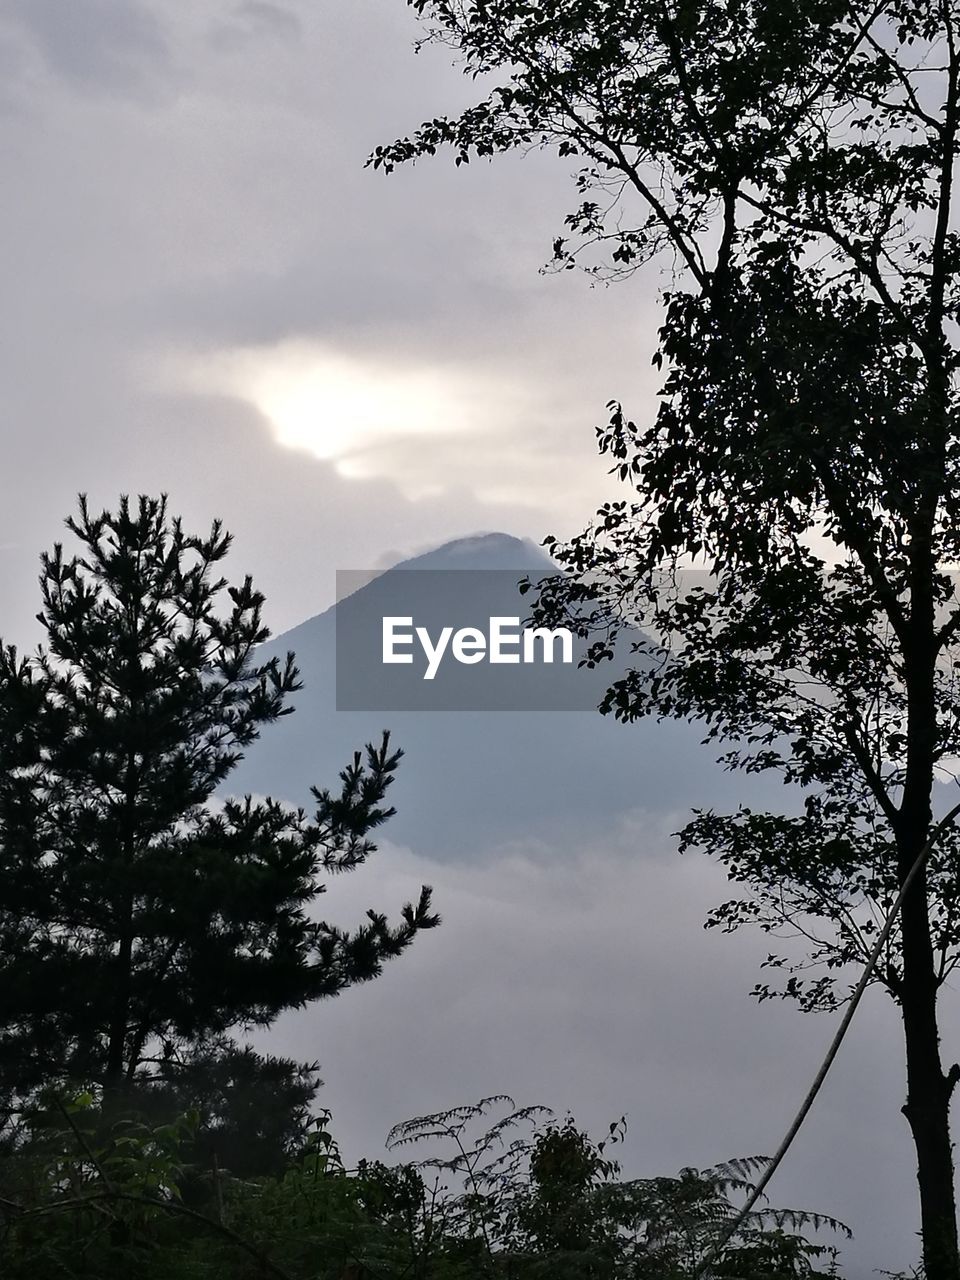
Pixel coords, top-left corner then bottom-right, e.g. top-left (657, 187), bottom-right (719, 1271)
top-left (227, 533), bottom-right (758, 858)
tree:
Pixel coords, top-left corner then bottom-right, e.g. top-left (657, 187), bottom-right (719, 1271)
top-left (0, 495), bottom-right (438, 1110)
top-left (375, 2), bottom-right (960, 1276)
top-left (130, 1040), bottom-right (324, 1183)
top-left (0, 1094), bottom-right (850, 1279)
top-left (384, 1097), bottom-right (848, 1277)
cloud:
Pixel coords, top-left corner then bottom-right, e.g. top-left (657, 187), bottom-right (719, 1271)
top-left (263, 820), bottom-right (935, 1280)
top-left (1, 0), bottom-right (173, 101)
top-left (171, 337), bottom-right (625, 511)
top-left (207, 2), bottom-right (303, 53)
top-left (0, 0), bottom-right (652, 612)
top-left (183, 341), bottom-right (479, 491)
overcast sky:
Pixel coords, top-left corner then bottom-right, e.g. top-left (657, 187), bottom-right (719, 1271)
top-left (0, 5), bottom-right (941, 1277)
top-left (0, 0), bottom-right (662, 649)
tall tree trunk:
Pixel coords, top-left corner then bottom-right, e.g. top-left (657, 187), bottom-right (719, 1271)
top-left (898, 620), bottom-right (959, 1280)
top-left (900, 445), bottom-right (958, 1278)
top-left (899, 857), bottom-right (960, 1280)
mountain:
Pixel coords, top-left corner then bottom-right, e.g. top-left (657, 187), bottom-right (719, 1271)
top-left (227, 533), bottom-right (762, 858)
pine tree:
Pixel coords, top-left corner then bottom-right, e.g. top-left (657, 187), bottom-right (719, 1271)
top-left (0, 495), bottom-right (438, 1105)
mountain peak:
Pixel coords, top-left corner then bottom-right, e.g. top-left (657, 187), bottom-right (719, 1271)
top-left (392, 532), bottom-right (552, 573)
top-left (275, 532), bottom-right (556, 644)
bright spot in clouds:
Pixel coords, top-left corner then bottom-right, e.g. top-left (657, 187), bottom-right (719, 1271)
top-left (175, 339), bottom-right (612, 512)
top-left (183, 340), bottom-right (547, 501)
top-left (231, 345), bottom-right (467, 461)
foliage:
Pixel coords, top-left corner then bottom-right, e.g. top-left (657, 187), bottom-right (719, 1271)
top-left (384, 1096), bottom-right (848, 1278)
top-left (0, 1094), bottom-right (850, 1279)
top-left (374, 3), bottom-right (960, 1276)
top-left (118, 1041), bottom-right (323, 1182)
top-left (0, 495), bottom-right (438, 1116)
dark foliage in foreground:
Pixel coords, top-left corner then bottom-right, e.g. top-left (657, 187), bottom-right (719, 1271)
top-left (0, 1094), bottom-right (851, 1279)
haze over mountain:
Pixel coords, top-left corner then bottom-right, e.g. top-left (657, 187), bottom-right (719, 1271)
top-left (229, 531), bottom-right (952, 1280)
top-left (229, 532), bottom-right (758, 859)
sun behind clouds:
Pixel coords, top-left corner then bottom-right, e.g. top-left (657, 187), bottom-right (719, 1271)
top-left (178, 337), bottom-right (603, 509)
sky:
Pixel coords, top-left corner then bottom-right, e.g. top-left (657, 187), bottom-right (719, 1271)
top-left (0, 4), bottom-right (944, 1276)
top-left (287, 830), bottom-right (933, 1278)
top-left (0, 0), bottom-right (663, 650)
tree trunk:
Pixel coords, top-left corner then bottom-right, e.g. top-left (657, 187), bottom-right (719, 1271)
top-left (106, 782), bottom-right (138, 1095)
top-left (899, 843), bottom-right (960, 1280)
top-left (104, 927), bottom-right (133, 1093)
top-left (899, 482), bottom-right (958, 1279)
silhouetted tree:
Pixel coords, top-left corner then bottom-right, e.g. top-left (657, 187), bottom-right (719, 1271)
top-left (138, 1040), bottom-right (322, 1182)
top-left (0, 1094), bottom-right (850, 1278)
top-left (376, 3), bottom-right (960, 1276)
top-left (0, 495), bottom-right (438, 1112)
